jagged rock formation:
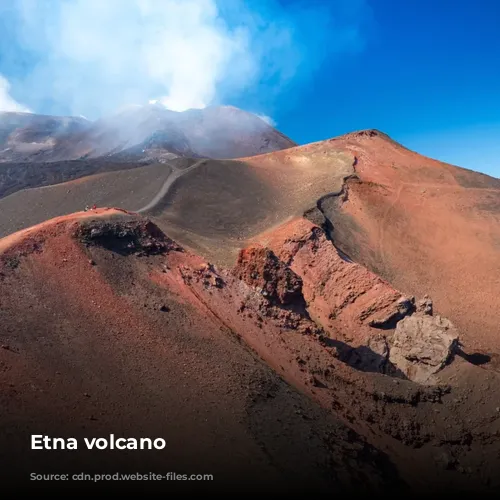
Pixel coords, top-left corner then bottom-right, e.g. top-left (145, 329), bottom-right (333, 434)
top-left (256, 219), bottom-right (416, 345)
top-left (234, 246), bottom-right (304, 306)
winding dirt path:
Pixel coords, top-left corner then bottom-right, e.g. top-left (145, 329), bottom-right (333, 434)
top-left (136, 159), bottom-right (205, 213)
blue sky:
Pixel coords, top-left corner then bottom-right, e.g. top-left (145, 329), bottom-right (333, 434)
top-left (267, 0), bottom-right (500, 178)
top-left (0, 0), bottom-right (499, 177)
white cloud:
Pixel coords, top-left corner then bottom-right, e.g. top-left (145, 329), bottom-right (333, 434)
top-left (0, 74), bottom-right (31, 113)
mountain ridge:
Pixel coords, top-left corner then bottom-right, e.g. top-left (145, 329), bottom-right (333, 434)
top-left (0, 105), bottom-right (296, 163)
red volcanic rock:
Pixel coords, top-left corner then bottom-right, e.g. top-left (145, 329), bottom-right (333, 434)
top-left (254, 218), bottom-right (414, 345)
top-left (233, 246), bottom-right (304, 307)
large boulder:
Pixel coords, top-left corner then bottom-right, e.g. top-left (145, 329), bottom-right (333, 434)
top-left (388, 313), bottom-right (459, 384)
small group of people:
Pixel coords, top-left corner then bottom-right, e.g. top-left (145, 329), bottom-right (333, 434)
top-left (84, 204), bottom-right (97, 212)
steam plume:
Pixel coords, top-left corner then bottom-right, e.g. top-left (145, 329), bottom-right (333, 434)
top-left (0, 75), bottom-right (31, 113)
top-left (1, 0), bottom-right (368, 120)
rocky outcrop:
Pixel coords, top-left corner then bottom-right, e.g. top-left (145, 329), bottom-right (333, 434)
top-left (261, 220), bottom-right (415, 345)
top-left (388, 313), bottom-right (459, 384)
top-left (233, 246), bottom-right (304, 307)
top-left (75, 218), bottom-right (181, 256)
top-left (241, 220), bottom-right (462, 384)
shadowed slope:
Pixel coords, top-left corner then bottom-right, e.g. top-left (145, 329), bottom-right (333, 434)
top-left (0, 158), bottom-right (165, 199)
top-left (0, 163), bottom-right (172, 238)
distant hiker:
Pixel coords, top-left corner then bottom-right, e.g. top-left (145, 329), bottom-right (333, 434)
top-left (84, 205), bottom-right (89, 212)
top-left (92, 204), bottom-right (97, 210)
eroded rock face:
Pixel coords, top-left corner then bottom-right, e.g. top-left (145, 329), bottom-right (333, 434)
top-left (268, 221), bottom-right (415, 345)
top-left (233, 246), bottom-right (304, 307)
top-left (388, 313), bottom-right (459, 384)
